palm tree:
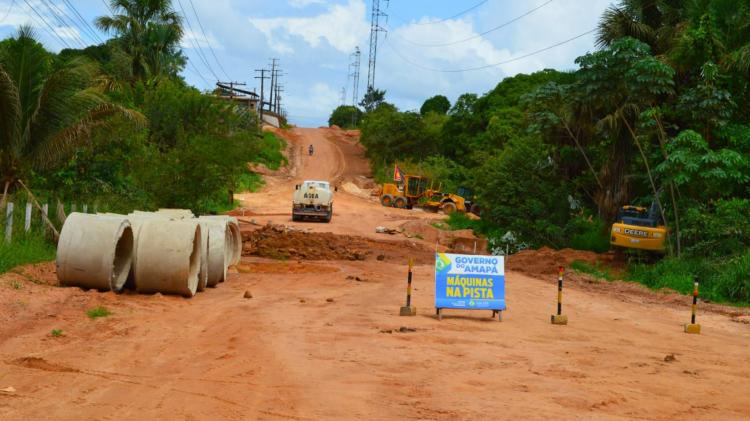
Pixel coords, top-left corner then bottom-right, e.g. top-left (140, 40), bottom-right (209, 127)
top-left (596, 0), bottom-right (684, 55)
top-left (0, 27), bottom-right (143, 207)
top-left (96, 0), bottom-right (183, 80)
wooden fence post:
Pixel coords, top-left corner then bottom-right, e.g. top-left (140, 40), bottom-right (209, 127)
top-left (25, 202), bottom-right (32, 232)
top-left (5, 202), bottom-right (13, 243)
top-left (42, 203), bottom-right (49, 234)
top-left (57, 201), bottom-right (66, 225)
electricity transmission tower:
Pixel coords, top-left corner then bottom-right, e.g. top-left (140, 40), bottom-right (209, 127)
top-left (366, 0), bottom-right (388, 92)
top-left (340, 87), bottom-right (347, 106)
top-left (350, 46), bottom-right (361, 106)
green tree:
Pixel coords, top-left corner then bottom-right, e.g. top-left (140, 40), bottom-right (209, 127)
top-left (359, 87), bottom-right (386, 112)
top-left (0, 27), bottom-right (142, 206)
top-left (474, 136), bottom-right (570, 248)
top-left (96, 0), bottom-right (184, 80)
top-left (420, 95), bottom-right (450, 115)
top-left (328, 105), bottom-right (362, 129)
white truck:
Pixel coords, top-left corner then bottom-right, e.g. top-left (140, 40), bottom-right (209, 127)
top-left (292, 180), bottom-right (336, 222)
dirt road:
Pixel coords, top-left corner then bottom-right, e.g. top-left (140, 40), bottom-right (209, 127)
top-left (1, 127), bottom-right (750, 420)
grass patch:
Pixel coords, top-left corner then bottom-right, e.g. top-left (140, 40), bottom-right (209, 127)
top-left (256, 132), bottom-right (287, 170)
top-left (0, 233), bottom-right (56, 275)
top-left (445, 212), bottom-right (484, 232)
top-left (627, 252), bottom-right (750, 306)
top-left (51, 329), bottom-right (63, 337)
top-left (570, 260), bottom-right (615, 281)
top-left (86, 306), bottom-right (112, 320)
top-left (236, 171), bottom-right (265, 193)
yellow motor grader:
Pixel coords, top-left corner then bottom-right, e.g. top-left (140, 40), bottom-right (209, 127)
top-left (379, 175), bottom-right (467, 214)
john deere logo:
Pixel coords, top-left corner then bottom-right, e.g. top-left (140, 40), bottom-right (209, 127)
top-left (624, 228), bottom-right (648, 237)
top-left (304, 193), bottom-right (319, 199)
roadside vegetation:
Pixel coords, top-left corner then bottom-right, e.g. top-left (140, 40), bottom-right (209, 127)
top-left (86, 306), bottom-right (112, 320)
top-left (0, 2), bottom-right (284, 274)
top-left (331, 0), bottom-right (750, 305)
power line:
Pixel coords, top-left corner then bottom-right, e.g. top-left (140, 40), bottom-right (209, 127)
top-left (186, 58), bottom-right (211, 87)
top-left (186, 0), bottom-right (231, 80)
top-left (1, 0), bottom-right (15, 23)
top-left (22, 0), bottom-right (72, 49)
top-left (39, 0), bottom-right (87, 48)
top-left (390, 0), bottom-right (489, 26)
top-left (392, 0), bottom-right (554, 48)
top-left (61, 0), bottom-right (105, 44)
top-left (176, 0), bottom-right (219, 81)
top-left (100, 0), bottom-right (113, 14)
top-left (385, 28), bottom-right (597, 73)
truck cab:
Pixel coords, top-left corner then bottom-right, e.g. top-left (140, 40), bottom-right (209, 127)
top-left (292, 180), bottom-right (335, 222)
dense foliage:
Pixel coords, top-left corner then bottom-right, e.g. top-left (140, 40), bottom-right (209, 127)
top-left (328, 105), bottom-right (362, 129)
top-left (353, 0), bottom-right (750, 304)
top-left (0, 2), bottom-right (285, 273)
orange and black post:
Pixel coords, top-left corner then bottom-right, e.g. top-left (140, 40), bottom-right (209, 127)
top-left (551, 266), bottom-right (568, 325)
top-left (684, 280), bottom-right (701, 334)
top-left (400, 258), bottom-right (417, 316)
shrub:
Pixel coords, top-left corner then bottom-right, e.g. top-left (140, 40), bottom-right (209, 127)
top-left (86, 306), bottom-right (112, 319)
top-left (566, 216), bottom-right (610, 253)
top-left (328, 105), bottom-right (363, 129)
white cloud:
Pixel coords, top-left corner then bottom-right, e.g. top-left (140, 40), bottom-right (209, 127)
top-left (284, 82), bottom-right (340, 123)
top-left (288, 0), bottom-right (325, 8)
top-left (181, 28), bottom-right (224, 51)
top-left (249, 0), bottom-right (369, 54)
top-left (54, 26), bottom-right (82, 41)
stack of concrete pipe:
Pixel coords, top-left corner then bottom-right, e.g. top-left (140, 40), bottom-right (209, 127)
top-left (56, 210), bottom-right (243, 298)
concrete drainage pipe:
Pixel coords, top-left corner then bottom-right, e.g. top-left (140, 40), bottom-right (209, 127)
top-left (156, 208), bottom-right (195, 219)
top-left (200, 216), bottom-right (242, 266)
top-left (200, 219), bottom-right (230, 287)
top-left (56, 213), bottom-right (134, 292)
top-left (134, 219), bottom-right (202, 297)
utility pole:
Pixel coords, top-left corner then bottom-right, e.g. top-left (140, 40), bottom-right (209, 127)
top-left (254, 68), bottom-right (270, 123)
top-left (367, 0), bottom-right (388, 92)
top-left (275, 83), bottom-right (284, 115)
top-left (269, 58), bottom-right (279, 114)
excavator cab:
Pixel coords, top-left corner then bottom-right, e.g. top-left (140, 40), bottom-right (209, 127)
top-left (610, 202), bottom-right (667, 252)
top-left (457, 186), bottom-right (481, 216)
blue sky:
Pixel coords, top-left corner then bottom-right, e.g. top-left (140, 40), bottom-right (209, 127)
top-left (0, 0), bottom-right (614, 126)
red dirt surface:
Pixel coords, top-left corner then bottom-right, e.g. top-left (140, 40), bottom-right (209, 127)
top-left (1, 126), bottom-right (750, 420)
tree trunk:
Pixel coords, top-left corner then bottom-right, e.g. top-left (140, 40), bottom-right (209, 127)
top-left (653, 115), bottom-right (682, 256)
top-left (560, 118), bottom-right (604, 191)
top-left (0, 180), bottom-right (9, 210)
top-left (622, 116), bottom-right (672, 255)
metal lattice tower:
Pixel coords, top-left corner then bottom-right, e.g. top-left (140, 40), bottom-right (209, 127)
top-left (350, 46), bottom-right (361, 106)
top-left (366, 0), bottom-right (388, 91)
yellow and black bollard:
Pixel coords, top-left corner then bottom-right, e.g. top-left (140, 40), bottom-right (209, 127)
top-left (551, 266), bottom-right (568, 325)
top-left (400, 258), bottom-right (417, 316)
top-left (684, 280), bottom-right (701, 334)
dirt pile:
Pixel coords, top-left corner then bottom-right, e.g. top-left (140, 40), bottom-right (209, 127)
top-left (242, 224), bottom-right (434, 263)
top-left (399, 219), bottom-right (489, 253)
top-left (507, 247), bottom-right (608, 277)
